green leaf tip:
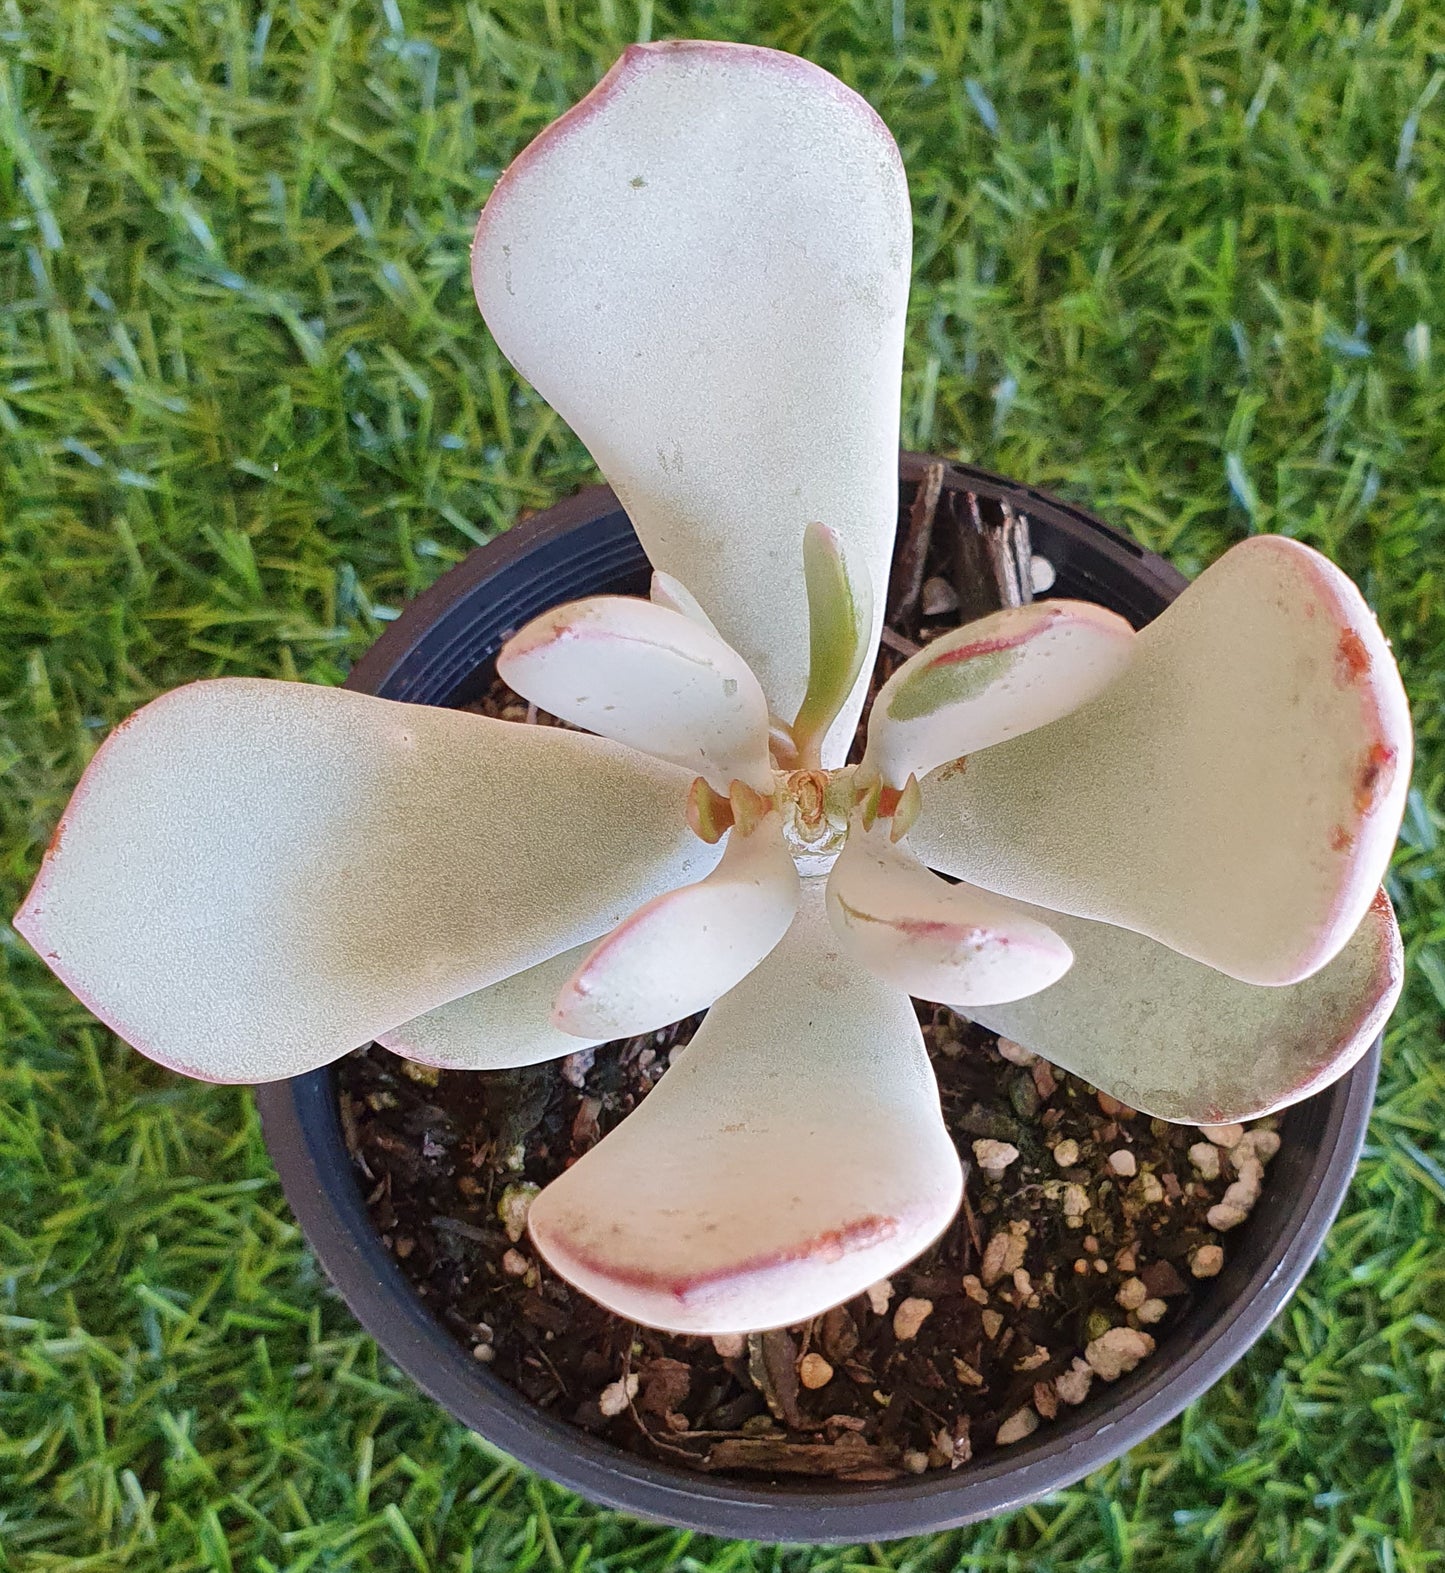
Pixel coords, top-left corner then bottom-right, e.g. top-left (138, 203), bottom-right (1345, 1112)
top-left (791, 522), bottom-right (874, 767)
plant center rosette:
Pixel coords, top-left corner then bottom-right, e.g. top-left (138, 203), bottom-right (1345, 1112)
top-left (13, 42), bottom-right (1410, 1341)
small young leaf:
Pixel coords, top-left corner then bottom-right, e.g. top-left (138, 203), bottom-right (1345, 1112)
top-left (499, 595), bottom-right (773, 794)
top-left (552, 819), bottom-right (800, 1039)
top-left (863, 601), bottom-right (1134, 786)
top-left (827, 821), bottom-right (1073, 1007)
top-left (791, 522), bottom-right (874, 768)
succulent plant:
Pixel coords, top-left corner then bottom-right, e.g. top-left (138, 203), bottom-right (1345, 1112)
top-left (15, 43), bottom-right (1411, 1337)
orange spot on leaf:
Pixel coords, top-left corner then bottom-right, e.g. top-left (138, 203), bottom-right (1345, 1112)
top-left (1329, 824), bottom-right (1354, 853)
top-left (1336, 628), bottom-right (1371, 686)
top-left (1354, 743), bottom-right (1396, 816)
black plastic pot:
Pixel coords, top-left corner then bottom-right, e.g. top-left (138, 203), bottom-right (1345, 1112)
top-left (256, 455), bottom-right (1379, 1543)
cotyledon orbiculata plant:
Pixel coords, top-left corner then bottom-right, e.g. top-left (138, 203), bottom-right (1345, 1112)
top-left (15, 43), bottom-right (1411, 1336)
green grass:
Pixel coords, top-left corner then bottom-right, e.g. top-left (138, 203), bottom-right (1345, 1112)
top-left (2, 0), bottom-right (1444, 1566)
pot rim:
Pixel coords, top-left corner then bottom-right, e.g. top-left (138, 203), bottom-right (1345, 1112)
top-left (255, 457), bottom-right (1379, 1542)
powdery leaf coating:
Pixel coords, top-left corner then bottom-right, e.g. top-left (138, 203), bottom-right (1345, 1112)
top-left (527, 878), bottom-right (963, 1333)
top-left (913, 536), bottom-right (1412, 985)
top-left (551, 821), bottom-right (800, 1039)
top-left (497, 595), bottom-right (772, 794)
top-left (378, 944), bottom-right (600, 1070)
top-left (15, 680), bottom-right (713, 1083)
top-left (863, 601), bottom-right (1135, 787)
top-left (473, 41), bottom-right (910, 761)
top-left (826, 822), bottom-right (1073, 1008)
top-left (965, 890), bottom-right (1402, 1123)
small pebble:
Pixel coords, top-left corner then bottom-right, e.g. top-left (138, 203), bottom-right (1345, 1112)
top-left (1188, 1142), bottom-right (1222, 1180)
top-left (903, 1449), bottom-right (931, 1475)
top-left (1237, 1128), bottom-right (1281, 1165)
top-left (501, 1248), bottom-right (531, 1277)
top-left (954, 1358), bottom-right (984, 1387)
top-left (1108, 1149), bottom-right (1137, 1178)
top-left (996, 1407), bottom-right (1040, 1445)
top-left (1190, 1244), bottom-right (1225, 1278)
top-left (1085, 1327), bottom-right (1156, 1381)
top-left (559, 1047), bottom-right (596, 1088)
top-left (1207, 1201), bottom-right (1250, 1231)
top-left (1139, 1172), bottom-right (1165, 1205)
top-left (921, 576), bottom-right (959, 615)
top-left (1136, 1298), bottom-right (1168, 1325)
top-left (472, 1343), bottom-right (494, 1363)
top-left (497, 1183), bottom-right (539, 1244)
top-left (1055, 1359), bottom-right (1094, 1406)
top-left (982, 1309), bottom-right (1004, 1339)
top-left (1063, 1183), bottom-right (1089, 1221)
top-left (973, 1138), bottom-right (1021, 1176)
top-left (598, 1374), bottom-right (639, 1417)
top-left (865, 1279), bottom-right (894, 1316)
top-left (1116, 1277), bottom-right (1148, 1311)
top-left (712, 1333), bottom-right (745, 1359)
top-left (1200, 1122), bottom-right (1245, 1149)
top-left (996, 1037), bottom-right (1037, 1066)
top-left (982, 1225), bottom-right (1029, 1286)
top-left (893, 1297), bottom-right (934, 1341)
top-left (961, 1274), bottom-right (989, 1305)
top-left (798, 1352), bottom-right (834, 1389)
top-left (1053, 1138), bottom-right (1081, 1169)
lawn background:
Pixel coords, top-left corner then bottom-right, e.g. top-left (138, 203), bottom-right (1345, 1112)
top-left (2, 0), bottom-right (1444, 1567)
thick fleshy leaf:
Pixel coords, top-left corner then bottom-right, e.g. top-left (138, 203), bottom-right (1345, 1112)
top-left (497, 596), bottom-right (772, 793)
top-left (967, 891), bottom-right (1402, 1123)
top-left (15, 680), bottom-right (715, 1083)
top-left (650, 570), bottom-right (719, 636)
top-left (528, 878), bottom-right (963, 1333)
top-left (863, 601), bottom-right (1135, 787)
top-left (472, 41), bottom-right (909, 760)
top-left (792, 523), bottom-right (874, 768)
top-left (378, 944), bottom-right (599, 1070)
top-left (826, 823), bottom-right (1073, 1007)
top-left (552, 820), bottom-right (799, 1039)
top-left (912, 537), bottom-right (1412, 985)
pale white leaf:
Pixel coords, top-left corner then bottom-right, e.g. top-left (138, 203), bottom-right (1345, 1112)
top-left (379, 944), bottom-right (600, 1070)
top-left (913, 536), bottom-right (1412, 984)
top-left (552, 819), bottom-right (799, 1038)
top-left (473, 42), bottom-right (910, 763)
top-left (650, 570), bottom-right (719, 636)
top-left (968, 891), bottom-right (1402, 1123)
top-left (498, 595), bottom-right (772, 793)
top-left (863, 601), bottom-right (1134, 786)
top-left (826, 822), bottom-right (1072, 1006)
top-left (528, 879), bottom-right (963, 1333)
top-left (15, 680), bottom-right (714, 1082)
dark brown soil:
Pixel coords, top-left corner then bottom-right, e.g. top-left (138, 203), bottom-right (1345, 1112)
top-left (334, 473), bottom-right (1280, 1482)
top-left (338, 1019), bottom-right (1273, 1480)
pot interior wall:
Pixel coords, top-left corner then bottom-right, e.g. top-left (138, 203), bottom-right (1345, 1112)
top-left (256, 459), bottom-right (1378, 1541)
